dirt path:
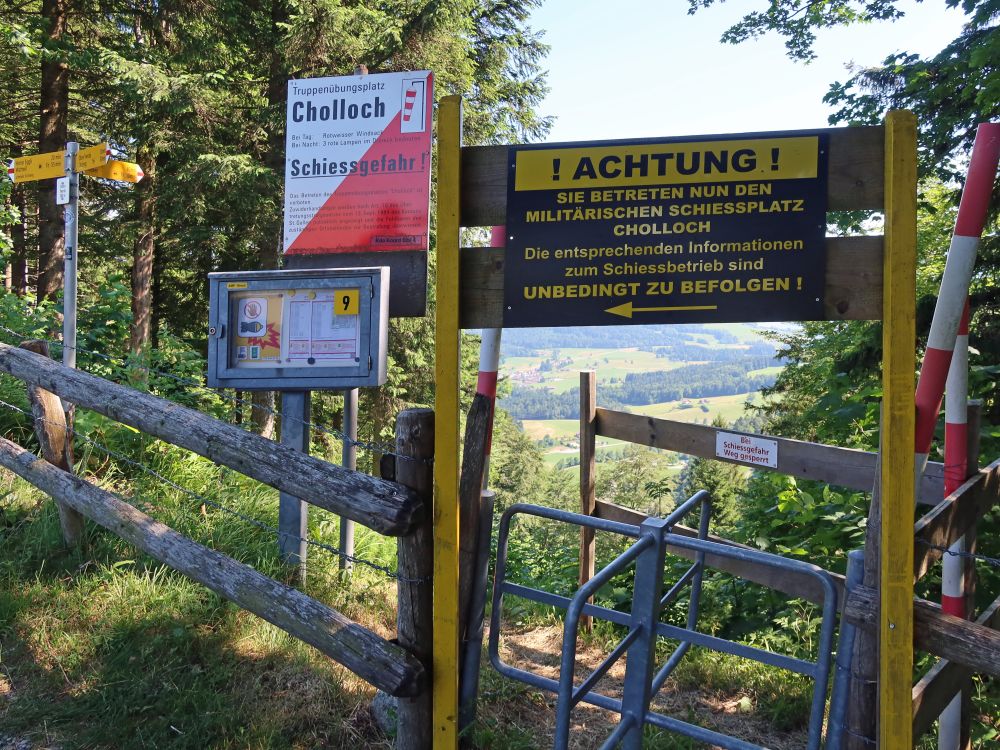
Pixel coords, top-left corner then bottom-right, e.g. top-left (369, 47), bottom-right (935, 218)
top-left (480, 625), bottom-right (810, 749)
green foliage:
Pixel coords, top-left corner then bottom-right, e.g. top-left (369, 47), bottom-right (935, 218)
top-left (736, 473), bottom-right (868, 571)
top-left (489, 407), bottom-right (547, 512)
top-left (691, 0), bottom-right (1000, 180)
top-left (674, 417), bottom-right (746, 530)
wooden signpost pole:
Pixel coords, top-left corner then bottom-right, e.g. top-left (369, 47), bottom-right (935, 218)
top-left (433, 94), bottom-right (463, 750)
top-left (879, 109), bottom-right (917, 750)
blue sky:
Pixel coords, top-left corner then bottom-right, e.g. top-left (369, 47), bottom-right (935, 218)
top-left (528, 0), bottom-right (968, 142)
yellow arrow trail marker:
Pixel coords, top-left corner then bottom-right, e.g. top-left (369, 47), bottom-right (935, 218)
top-left (75, 142), bottom-right (111, 172)
top-left (7, 150), bottom-right (64, 183)
top-left (606, 301), bottom-right (718, 318)
top-left (84, 160), bottom-right (143, 183)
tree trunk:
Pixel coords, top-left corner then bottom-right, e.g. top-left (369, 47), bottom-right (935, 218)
top-left (249, 0), bottom-right (288, 439)
top-left (130, 146), bottom-right (157, 356)
top-left (37, 0), bottom-right (70, 304)
top-left (10, 161), bottom-right (27, 295)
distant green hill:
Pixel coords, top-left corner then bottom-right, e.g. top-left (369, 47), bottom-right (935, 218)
top-left (499, 322), bottom-right (775, 355)
top-left (501, 357), bottom-right (778, 420)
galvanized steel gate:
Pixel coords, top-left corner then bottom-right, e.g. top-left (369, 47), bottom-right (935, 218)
top-left (489, 491), bottom-right (839, 750)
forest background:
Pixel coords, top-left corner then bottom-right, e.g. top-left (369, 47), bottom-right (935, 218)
top-left (1, 0), bottom-right (999, 747)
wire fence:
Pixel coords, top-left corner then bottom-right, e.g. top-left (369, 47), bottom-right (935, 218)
top-left (914, 537), bottom-right (1000, 571)
top-left (0, 317), bottom-right (424, 464)
top-left (0, 396), bottom-right (426, 585)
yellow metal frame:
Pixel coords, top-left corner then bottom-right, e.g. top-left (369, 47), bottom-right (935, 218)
top-left (433, 95), bottom-right (463, 750)
top-left (880, 110), bottom-right (917, 749)
top-left (431, 102), bottom-right (919, 749)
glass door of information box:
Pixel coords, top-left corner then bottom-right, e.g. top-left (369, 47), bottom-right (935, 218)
top-left (207, 267), bottom-right (389, 390)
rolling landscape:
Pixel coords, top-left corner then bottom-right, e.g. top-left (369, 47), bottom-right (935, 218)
top-left (497, 322), bottom-right (786, 476)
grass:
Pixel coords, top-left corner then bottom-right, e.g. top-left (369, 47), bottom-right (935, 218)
top-left (0, 444), bottom-right (400, 750)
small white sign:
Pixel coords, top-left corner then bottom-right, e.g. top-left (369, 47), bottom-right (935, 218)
top-left (56, 176), bottom-right (70, 205)
top-left (715, 431), bottom-right (778, 468)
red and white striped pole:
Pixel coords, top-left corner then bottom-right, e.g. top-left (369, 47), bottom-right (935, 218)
top-left (476, 226), bottom-right (506, 489)
top-left (939, 301), bottom-right (970, 749)
top-left (912, 126), bottom-right (998, 749)
top-left (913, 123), bottom-right (1000, 485)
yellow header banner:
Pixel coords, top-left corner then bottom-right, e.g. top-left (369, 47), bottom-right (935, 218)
top-left (513, 137), bottom-right (819, 191)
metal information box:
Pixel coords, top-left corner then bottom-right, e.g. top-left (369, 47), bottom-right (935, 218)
top-left (207, 268), bottom-right (389, 390)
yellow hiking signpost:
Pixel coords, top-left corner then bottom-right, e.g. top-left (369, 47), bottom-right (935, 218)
top-left (84, 159), bottom-right (144, 183)
top-left (6, 150), bottom-right (64, 183)
top-left (5, 141), bottom-right (142, 377)
top-left (75, 142), bottom-right (112, 172)
top-left (6, 142), bottom-right (139, 185)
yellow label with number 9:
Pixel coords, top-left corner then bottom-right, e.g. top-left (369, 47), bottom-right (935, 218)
top-left (336, 289), bottom-right (360, 315)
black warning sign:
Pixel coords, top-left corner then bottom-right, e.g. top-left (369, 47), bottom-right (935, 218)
top-left (502, 132), bottom-right (829, 327)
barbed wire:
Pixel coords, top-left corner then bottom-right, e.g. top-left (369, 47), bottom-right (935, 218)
top-left (842, 726), bottom-right (877, 746)
top-left (0, 319), bottom-right (419, 462)
top-left (915, 537), bottom-right (1000, 569)
top-left (0, 397), bottom-right (427, 584)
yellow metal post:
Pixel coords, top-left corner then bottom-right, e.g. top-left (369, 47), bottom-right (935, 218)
top-left (880, 109), bottom-right (917, 749)
top-left (434, 95), bottom-right (463, 750)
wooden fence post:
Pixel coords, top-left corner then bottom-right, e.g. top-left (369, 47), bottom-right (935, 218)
top-left (579, 371), bottom-right (597, 632)
top-left (396, 407), bottom-right (434, 750)
top-left (847, 449), bottom-right (881, 749)
top-left (459, 394), bottom-right (491, 644)
top-left (20, 340), bottom-right (84, 546)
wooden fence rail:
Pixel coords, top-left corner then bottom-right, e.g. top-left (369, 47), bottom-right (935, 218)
top-left (913, 457), bottom-right (1000, 581)
top-left (0, 435), bottom-right (425, 696)
top-left (579, 394), bottom-right (1000, 742)
top-left (0, 342), bottom-right (422, 535)
top-left (597, 500), bottom-right (1000, 681)
top-left (844, 586), bottom-right (1000, 678)
top-left (911, 594), bottom-right (1000, 737)
top-left (592, 407), bottom-right (946, 505)
top-left (3, 342), bottom-right (437, 740)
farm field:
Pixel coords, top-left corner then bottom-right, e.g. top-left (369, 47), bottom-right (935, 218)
top-left (506, 348), bottom-right (687, 394)
top-left (632, 391), bottom-right (762, 423)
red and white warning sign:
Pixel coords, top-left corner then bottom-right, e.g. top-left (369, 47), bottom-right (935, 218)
top-left (283, 70), bottom-right (433, 255)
